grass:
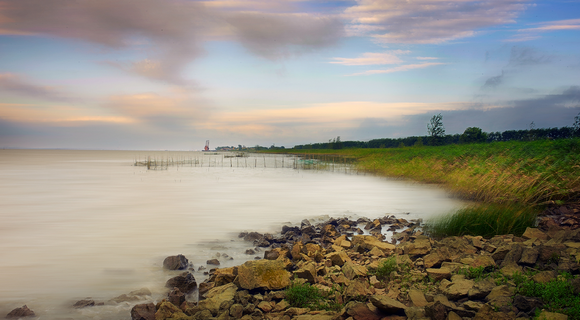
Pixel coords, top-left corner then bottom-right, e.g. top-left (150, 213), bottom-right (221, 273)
top-left (276, 139), bottom-right (580, 206)
top-left (513, 272), bottom-right (580, 319)
top-left (285, 282), bottom-right (341, 311)
top-left (426, 203), bottom-right (539, 238)
top-left (374, 256), bottom-right (398, 280)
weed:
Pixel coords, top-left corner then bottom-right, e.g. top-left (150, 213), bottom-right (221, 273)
top-left (374, 256), bottom-right (398, 280)
top-left (285, 282), bottom-right (341, 311)
top-left (456, 266), bottom-right (494, 280)
top-left (515, 272), bottom-right (580, 319)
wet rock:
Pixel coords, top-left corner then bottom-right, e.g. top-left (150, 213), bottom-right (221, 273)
top-left (245, 249), bottom-right (256, 255)
top-left (155, 301), bottom-right (189, 320)
top-left (73, 299), bottom-right (95, 308)
top-left (198, 283), bottom-right (238, 316)
top-left (237, 259), bottom-right (291, 290)
top-left (110, 288), bottom-right (151, 303)
top-left (6, 305), bottom-right (35, 318)
top-left (165, 271), bottom-right (197, 294)
top-left (167, 287), bottom-right (185, 307)
top-left (163, 254), bottom-right (189, 270)
top-left (131, 303), bottom-right (156, 320)
top-left (207, 258), bottom-right (220, 266)
top-left (243, 232), bottom-right (263, 242)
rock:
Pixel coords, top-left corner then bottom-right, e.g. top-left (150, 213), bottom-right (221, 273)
top-left (198, 283), bottom-right (238, 315)
top-left (424, 252), bottom-right (444, 268)
top-left (229, 304), bottom-right (244, 318)
top-left (326, 251), bottom-right (351, 266)
top-left (462, 300), bottom-right (484, 311)
top-left (352, 235), bottom-right (396, 253)
top-left (163, 254), bottom-right (189, 270)
top-left (405, 306), bottom-right (427, 320)
top-left (110, 288), bottom-right (151, 304)
top-left (211, 266), bottom-right (238, 287)
top-left (499, 263), bottom-right (522, 277)
top-left (237, 259), bottom-right (291, 290)
top-left (168, 287), bottom-right (185, 307)
top-left (294, 262), bottom-right (317, 284)
top-left (512, 295), bottom-right (542, 313)
top-left (447, 311), bottom-right (462, 320)
top-left (408, 237), bottom-right (432, 255)
top-left (294, 313), bottom-right (336, 320)
top-left (444, 279), bottom-right (474, 300)
top-left (468, 278), bottom-right (495, 300)
top-left (522, 228), bottom-right (549, 240)
top-left (342, 261), bottom-right (368, 280)
top-left (536, 310), bottom-right (569, 320)
top-left (73, 299), bottom-right (95, 308)
top-left (426, 268), bottom-right (452, 282)
top-left (470, 255), bottom-right (496, 269)
top-left (532, 270), bottom-right (558, 283)
top-left (6, 305), bottom-right (35, 318)
top-left (155, 301), bottom-right (189, 320)
top-left (131, 302), bottom-right (156, 320)
top-left (425, 301), bottom-right (448, 320)
top-left (473, 304), bottom-right (511, 320)
top-left (486, 285), bottom-right (514, 301)
top-left (408, 289), bottom-right (428, 307)
top-left (165, 271), bottom-right (197, 294)
top-left (344, 279), bottom-right (372, 298)
top-left (345, 301), bottom-right (381, 320)
top-left (500, 245), bottom-right (523, 267)
top-left (207, 259), bottom-right (220, 266)
top-left (369, 295), bottom-right (407, 313)
top-left (518, 247), bottom-right (539, 266)
top-left (492, 246), bottom-right (511, 261)
top-left (246, 249), bottom-right (256, 255)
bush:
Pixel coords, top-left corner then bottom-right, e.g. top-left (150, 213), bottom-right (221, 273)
top-left (375, 256), bottom-right (398, 280)
top-left (515, 272), bottom-right (580, 319)
top-left (285, 282), bottom-right (341, 310)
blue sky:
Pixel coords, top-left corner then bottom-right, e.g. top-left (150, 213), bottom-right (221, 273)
top-left (0, 0), bottom-right (579, 150)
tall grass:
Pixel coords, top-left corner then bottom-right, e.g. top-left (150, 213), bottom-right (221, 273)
top-left (426, 204), bottom-right (539, 238)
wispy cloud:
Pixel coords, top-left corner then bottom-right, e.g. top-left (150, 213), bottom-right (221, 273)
top-left (508, 18), bottom-right (580, 42)
top-left (344, 0), bottom-right (529, 44)
top-left (0, 73), bottom-right (73, 102)
top-left (348, 62), bottom-right (446, 76)
top-left (329, 51), bottom-right (409, 66)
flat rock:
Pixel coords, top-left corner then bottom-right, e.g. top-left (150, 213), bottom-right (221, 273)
top-left (470, 255), bottom-right (496, 269)
top-left (352, 235), bottom-right (396, 252)
top-left (519, 247), bottom-right (539, 265)
top-left (408, 238), bottom-right (432, 255)
top-left (522, 227), bottom-right (549, 240)
top-left (6, 305), bottom-right (35, 318)
top-left (532, 270), bottom-right (558, 283)
top-left (426, 268), bottom-right (452, 282)
top-left (408, 289), bottom-right (428, 307)
top-left (369, 295), bottom-right (407, 313)
top-left (444, 279), bottom-right (474, 300)
top-left (326, 251), bottom-right (351, 266)
top-left (73, 299), bottom-right (95, 308)
top-left (198, 283), bottom-right (238, 315)
top-left (237, 259), bottom-right (291, 290)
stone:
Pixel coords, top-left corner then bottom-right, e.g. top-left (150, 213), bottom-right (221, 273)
top-left (408, 289), bottom-right (428, 307)
top-left (492, 246), bottom-right (511, 261)
top-left (327, 251), bottom-right (351, 266)
top-left (512, 295), bottom-right (542, 313)
top-left (486, 285), bottom-right (514, 301)
top-left (500, 245), bottom-right (523, 267)
top-left (168, 287), bottom-right (185, 307)
top-left (131, 302), bottom-right (156, 320)
top-left (207, 258), bottom-right (220, 265)
top-left (256, 301), bottom-right (273, 313)
top-left (468, 278), bottom-right (495, 300)
top-left (73, 299), bottom-right (95, 308)
top-left (405, 306), bottom-right (427, 320)
top-left (499, 263), bottom-right (522, 277)
top-left (344, 279), bottom-right (371, 298)
top-left (6, 305), bottom-right (35, 318)
top-left (426, 268), bottom-right (452, 282)
top-left (522, 227), bottom-right (548, 240)
top-left (473, 304), bottom-right (511, 320)
top-left (536, 310), bottom-right (569, 320)
top-left (443, 279), bottom-right (474, 300)
top-left (352, 235), bottom-right (396, 252)
top-left (447, 311), bottom-right (462, 320)
top-left (369, 246), bottom-right (385, 257)
top-left (237, 259), bottom-right (291, 290)
top-left (246, 248), bottom-right (256, 255)
top-left (408, 238), bottom-right (432, 255)
top-left (165, 271), bottom-right (197, 294)
top-left (532, 270), bottom-right (558, 283)
top-left (294, 313), bottom-right (337, 320)
top-left (518, 247), bottom-right (539, 266)
top-left (163, 254), bottom-right (189, 270)
top-left (369, 295), bottom-right (407, 313)
top-left (424, 301), bottom-right (448, 320)
top-left (229, 304), bottom-right (244, 318)
top-left (345, 301), bottom-right (381, 320)
top-left (272, 299), bottom-right (290, 312)
top-left (155, 301), bottom-right (189, 320)
top-left (198, 283), bottom-right (238, 315)
top-left (211, 266), bottom-right (238, 287)
top-left (470, 255), bottom-right (496, 269)
top-left (294, 262), bottom-right (317, 284)
top-left (424, 252), bottom-right (444, 268)
top-left (342, 261), bottom-right (368, 280)
top-left (462, 300), bottom-right (483, 311)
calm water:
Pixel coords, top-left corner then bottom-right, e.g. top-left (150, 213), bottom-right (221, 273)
top-left (0, 150), bottom-right (465, 319)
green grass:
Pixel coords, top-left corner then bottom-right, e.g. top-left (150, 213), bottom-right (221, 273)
top-left (514, 272), bottom-right (580, 320)
top-left (277, 139), bottom-right (580, 206)
top-left (374, 256), bottom-right (398, 280)
top-left (426, 203), bottom-right (539, 238)
top-left (285, 282), bottom-right (341, 311)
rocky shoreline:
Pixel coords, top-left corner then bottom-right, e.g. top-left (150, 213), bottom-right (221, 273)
top-left (7, 206), bottom-right (580, 320)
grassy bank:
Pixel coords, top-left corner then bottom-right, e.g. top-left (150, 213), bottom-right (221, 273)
top-left (279, 139), bottom-right (580, 206)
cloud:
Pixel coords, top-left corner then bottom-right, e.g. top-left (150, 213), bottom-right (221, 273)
top-left (483, 71), bottom-right (504, 89)
top-left (0, 103), bottom-right (134, 125)
top-left (223, 12), bottom-right (344, 59)
top-left (329, 51), bottom-right (409, 65)
top-left (348, 62), bottom-right (445, 76)
top-left (344, 0), bottom-right (529, 44)
top-left (0, 73), bottom-right (73, 102)
top-left (481, 46), bottom-right (551, 90)
top-left (508, 18), bottom-right (580, 42)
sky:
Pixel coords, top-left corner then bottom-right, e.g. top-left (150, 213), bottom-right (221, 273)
top-left (0, 0), bottom-right (579, 150)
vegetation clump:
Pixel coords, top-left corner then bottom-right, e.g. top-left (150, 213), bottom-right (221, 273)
top-left (284, 282), bottom-right (340, 311)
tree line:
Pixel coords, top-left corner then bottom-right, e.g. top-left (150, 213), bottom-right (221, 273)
top-left (292, 113), bottom-right (580, 150)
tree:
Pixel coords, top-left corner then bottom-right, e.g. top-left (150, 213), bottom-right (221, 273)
top-left (574, 112), bottom-right (580, 136)
top-left (460, 127), bottom-right (487, 144)
top-left (427, 113), bottom-right (445, 145)
top-left (332, 136), bottom-right (343, 149)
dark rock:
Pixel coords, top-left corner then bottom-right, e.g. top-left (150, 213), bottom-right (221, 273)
top-left (301, 219), bottom-right (311, 228)
top-left (244, 232), bottom-right (263, 242)
top-left (264, 249), bottom-right (280, 260)
top-left (425, 301), bottom-right (448, 320)
top-left (163, 254), bottom-right (189, 270)
top-left (73, 299), bottom-right (95, 308)
top-left (165, 271), bottom-right (197, 294)
top-left (6, 305), bottom-right (35, 318)
top-left (245, 249), bottom-right (256, 255)
top-left (207, 259), bottom-right (220, 265)
top-left (518, 247), bottom-right (539, 266)
top-left (131, 302), bottom-right (156, 320)
top-left (500, 245), bottom-right (523, 267)
top-left (513, 295), bottom-right (542, 313)
top-left (282, 225), bottom-right (300, 235)
top-left (254, 239), bottom-right (271, 247)
top-left (369, 295), bottom-right (406, 313)
top-left (345, 301), bottom-right (381, 320)
top-left (168, 287), bottom-right (185, 307)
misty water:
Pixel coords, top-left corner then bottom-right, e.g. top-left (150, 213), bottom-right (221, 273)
top-left (0, 150), bottom-right (466, 319)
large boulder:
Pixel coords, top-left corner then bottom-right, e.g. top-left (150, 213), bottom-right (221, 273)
top-left (154, 301), bottom-right (189, 320)
top-left (198, 283), bottom-right (238, 315)
top-left (237, 260), bottom-right (291, 290)
top-left (131, 303), bottom-right (156, 320)
top-left (163, 254), bottom-right (189, 270)
top-left (165, 272), bottom-right (197, 294)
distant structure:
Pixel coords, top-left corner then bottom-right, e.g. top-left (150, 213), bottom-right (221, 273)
top-left (204, 140), bottom-right (210, 151)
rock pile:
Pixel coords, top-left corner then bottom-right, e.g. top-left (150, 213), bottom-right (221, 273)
top-left (131, 217), bottom-right (580, 320)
